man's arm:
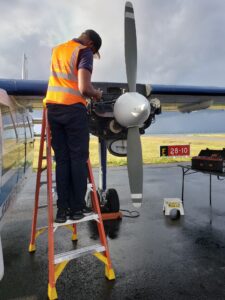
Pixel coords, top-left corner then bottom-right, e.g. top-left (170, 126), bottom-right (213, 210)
top-left (78, 69), bottom-right (102, 100)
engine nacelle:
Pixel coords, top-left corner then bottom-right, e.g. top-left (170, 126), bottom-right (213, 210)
top-left (114, 92), bottom-right (150, 127)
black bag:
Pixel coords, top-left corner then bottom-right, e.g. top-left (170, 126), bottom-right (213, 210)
top-left (191, 148), bottom-right (225, 173)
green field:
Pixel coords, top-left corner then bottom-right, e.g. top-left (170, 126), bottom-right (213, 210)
top-left (33, 134), bottom-right (225, 169)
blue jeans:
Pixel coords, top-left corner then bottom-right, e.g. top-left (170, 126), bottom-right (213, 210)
top-left (47, 103), bottom-right (89, 211)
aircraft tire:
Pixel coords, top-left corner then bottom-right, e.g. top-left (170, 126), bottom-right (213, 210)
top-left (105, 189), bottom-right (120, 212)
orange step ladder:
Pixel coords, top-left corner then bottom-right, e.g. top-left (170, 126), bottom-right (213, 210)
top-left (29, 108), bottom-right (115, 300)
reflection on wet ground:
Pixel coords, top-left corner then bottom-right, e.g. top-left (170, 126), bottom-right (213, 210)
top-left (88, 219), bottom-right (122, 240)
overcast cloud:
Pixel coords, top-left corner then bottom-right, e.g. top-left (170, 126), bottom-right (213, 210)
top-left (1, 0), bottom-right (225, 87)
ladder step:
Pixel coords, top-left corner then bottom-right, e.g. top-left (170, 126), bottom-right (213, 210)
top-left (42, 156), bottom-right (56, 161)
top-left (53, 213), bottom-right (99, 228)
top-left (54, 244), bottom-right (105, 264)
top-left (40, 180), bottom-right (56, 185)
top-left (38, 203), bottom-right (56, 209)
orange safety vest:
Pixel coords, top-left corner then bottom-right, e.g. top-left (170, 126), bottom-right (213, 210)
top-left (44, 40), bottom-right (87, 106)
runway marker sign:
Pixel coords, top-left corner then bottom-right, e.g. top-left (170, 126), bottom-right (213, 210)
top-left (160, 145), bottom-right (190, 157)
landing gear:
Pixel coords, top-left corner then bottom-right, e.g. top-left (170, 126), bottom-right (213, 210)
top-left (103, 189), bottom-right (120, 213)
top-left (85, 188), bottom-right (122, 220)
top-left (86, 187), bottom-right (120, 212)
top-left (100, 188), bottom-right (122, 220)
top-left (87, 137), bottom-right (122, 220)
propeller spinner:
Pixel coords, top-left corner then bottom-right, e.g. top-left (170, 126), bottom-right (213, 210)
top-left (114, 1), bottom-right (150, 207)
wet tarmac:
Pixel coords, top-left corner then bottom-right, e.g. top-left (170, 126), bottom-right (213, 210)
top-left (1, 164), bottom-right (225, 299)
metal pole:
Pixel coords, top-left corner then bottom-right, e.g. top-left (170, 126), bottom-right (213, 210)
top-left (100, 139), bottom-right (107, 191)
top-left (98, 138), bottom-right (102, 191)
top-left (181, 168), bottom-right (185, 203)
top-left (209, 174), bottom-right (212, 206)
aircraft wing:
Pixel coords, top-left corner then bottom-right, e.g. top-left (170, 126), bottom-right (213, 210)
top-left (0, 79), bottom-right (225, 114)
top-left (94, 82), bottom-right (225, 113)
top-left (147, 84), bottom-right (225, 113)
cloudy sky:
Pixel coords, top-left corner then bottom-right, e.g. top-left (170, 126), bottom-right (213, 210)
top-left (1, 0), bottom-right (225, 87)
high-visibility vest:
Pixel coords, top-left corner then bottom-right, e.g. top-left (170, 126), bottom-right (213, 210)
top-left (44, 40), bottom-right (87, 106)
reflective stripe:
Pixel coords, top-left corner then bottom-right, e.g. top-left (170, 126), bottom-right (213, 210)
top-left (70, 48), bottom-right (78, 72)
top-left (50, 71), bottom-right (77, 81)
top-left (131, 194), bottom-right (142, 199)
top-left (125, 12), bottom-right (134, 19)
top-left (69, 44), bottom-right (85, 73)
top-left (47, 86), bottom-right (83, 97)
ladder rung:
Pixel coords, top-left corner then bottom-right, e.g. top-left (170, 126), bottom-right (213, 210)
top-left (40, 181), bottom-right (56, 186)
top-left (37, 225), bottom-right (48, 231)
top-left (38, 203), bottom-right (56, 209)
top-left (42, 156), bottom-right (55, 161)
top-left (53, 213), bottom-right (99, 228)
top-left (54, 244), bottom-right (105, 264)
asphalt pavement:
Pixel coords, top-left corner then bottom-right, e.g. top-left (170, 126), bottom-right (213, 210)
top-left (1, 164), bottom-right (225, 300)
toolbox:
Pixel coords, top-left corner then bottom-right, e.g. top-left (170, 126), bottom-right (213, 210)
top-left (191, 148), bottom-right (225, 173)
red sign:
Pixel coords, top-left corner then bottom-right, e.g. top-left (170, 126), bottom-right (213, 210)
top-left (160, 145), bottom-right (190, 157)
top-left (168, 145), bottom-right (190, 156)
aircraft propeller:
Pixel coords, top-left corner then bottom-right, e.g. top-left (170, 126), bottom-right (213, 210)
top-left (114, 1), bottom-right (150, 207)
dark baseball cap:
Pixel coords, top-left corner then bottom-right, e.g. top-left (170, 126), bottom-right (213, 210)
top-left (84, 29), bottom-right (102, 58)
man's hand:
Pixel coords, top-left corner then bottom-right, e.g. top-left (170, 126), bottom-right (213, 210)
top-left (93, 88), bottom-right (102, 101)
top-left (78, 69), bottom-right (102, 100)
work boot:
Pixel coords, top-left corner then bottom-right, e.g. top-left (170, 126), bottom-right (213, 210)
top-left (82, 206), bottom-right (93, 216)
top-left (69, 210), bottom-right (84, 220)
top-left (55, 208), bottom-right (67, 223)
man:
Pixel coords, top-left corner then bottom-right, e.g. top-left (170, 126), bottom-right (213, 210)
top-left (44, 29), bottom-right (102, 223)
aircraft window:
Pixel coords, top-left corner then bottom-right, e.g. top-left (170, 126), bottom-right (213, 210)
top-left (15, 111), bottom-right (25, 139)
top-left (24, 114), bottom-right (34, 170)
top-left (26, 115), bottom-right (34, 139)
top-left (15, 110), bottom-right (27, 176)
top-left (1, 106), bottom-right (18, 175)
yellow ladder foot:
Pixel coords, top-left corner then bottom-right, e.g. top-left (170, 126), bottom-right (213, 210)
top-left (65, 225), bottom-right (77, 241)
top-left (28, 243), bottom-right (36, 252)
top-left (105, 266), bottom-right (116, 280)
top-left (48, 284), bottom-right (58, 300)
top-left (71, 233), bottom-right (78, 241)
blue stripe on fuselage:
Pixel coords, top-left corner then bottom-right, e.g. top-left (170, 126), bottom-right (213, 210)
top-left (0, 172), bottom-right (19, 223)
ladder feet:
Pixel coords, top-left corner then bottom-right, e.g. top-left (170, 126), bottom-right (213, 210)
top-left (71, 233), bottom-right (78, 241)
top-left (48, 284), bottom-right (58, 300)
top-left (28, 243), bottom-right (36, 253)
top-left (105, 266), bottom-right (116, 280)
top-left (64, 224), bottom-right (78, 241)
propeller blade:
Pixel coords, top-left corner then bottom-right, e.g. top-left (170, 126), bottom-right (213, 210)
top-left (125, 1), bottom-right (137, 92)
top-left (127, 126), bottom-right (143, 207)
